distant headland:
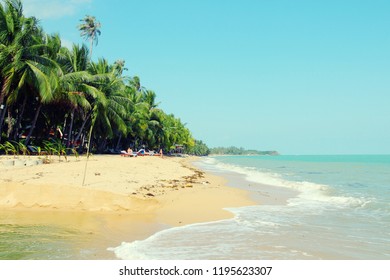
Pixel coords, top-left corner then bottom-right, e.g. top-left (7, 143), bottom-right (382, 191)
top-left (209, 146), bottom-right (279, 156)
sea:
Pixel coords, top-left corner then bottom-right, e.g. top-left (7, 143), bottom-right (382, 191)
top-left (111, 155), bottom-right (390, 260)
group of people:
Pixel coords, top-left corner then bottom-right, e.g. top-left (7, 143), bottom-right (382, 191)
top-left (121, 148), bottom-right (163, 157)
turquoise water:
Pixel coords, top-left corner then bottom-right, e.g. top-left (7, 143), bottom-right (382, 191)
top-left (112, 155), bottom-right (390, 259)
top-left (214, 155), bottom-right (390, 212)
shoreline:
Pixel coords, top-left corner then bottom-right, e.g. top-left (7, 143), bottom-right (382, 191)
top-left (0, 155), bottom-right (256, 259)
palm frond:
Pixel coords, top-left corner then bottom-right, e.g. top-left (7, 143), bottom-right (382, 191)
top-left (26, 61), bottom-right (53, 103)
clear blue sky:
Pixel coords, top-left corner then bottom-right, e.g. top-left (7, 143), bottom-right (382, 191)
top-left (23, 0), bottom-right (390, 154)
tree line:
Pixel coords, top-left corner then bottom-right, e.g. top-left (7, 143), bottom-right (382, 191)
top-left (0, 0), bottom-right (199, 155)
top-left (210, 146), bottom-right (279, 156)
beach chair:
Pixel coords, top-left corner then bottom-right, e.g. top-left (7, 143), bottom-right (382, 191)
top-left (27, 145), bottom-right (39, 155)
top-left (120, 150), bottom-right (137, 157)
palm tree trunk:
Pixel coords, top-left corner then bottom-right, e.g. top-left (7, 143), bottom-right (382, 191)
top-left (89, 36), bottom-right (94, 59)
top-left (6, 108), bottom-right (13, 138)
top-left (74, 110), bottom-right (92, 144)
top-left (82, 115), bottom-right (96, 186)
top-left (66, 109), bottom-right (75, 148)
top-left (115, 134), bottom-right (122, 150)
top-left (78, 133), bottom-right (85, 154)
top-left (0, 82), bottom-right (6, 106)
top-left (13, 94), bottom-right (28, 140)
top-left (98, 138), bottom-right (107, 153)
top-left (62, 115), bottom-right (68, 142)
top-left (0, 102), bottom-right (7, 142)
top-left (25, 103), bottom-right (42, 146)
top-left (0, 78), bottom-right (10, 141)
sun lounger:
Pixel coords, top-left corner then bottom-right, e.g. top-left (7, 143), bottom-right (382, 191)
top-left (120, 150), bottom-right (137, 157)
top-left (27, 145), bottom-right (47, 155)
top-left (27, 145), bottom-right (39, 155)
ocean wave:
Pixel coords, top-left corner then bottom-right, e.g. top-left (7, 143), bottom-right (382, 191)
top-left (108, 240), bottom-right (149, 260)
top-left (108, 219), bottom-right (236, 260)
top-left (199, 157), bottom-right (369, 208)
top-left (109, 157), bottom-right (390, 260)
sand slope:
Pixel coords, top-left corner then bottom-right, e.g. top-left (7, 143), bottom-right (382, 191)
top-left (0, 155), bottom-right (254, 225)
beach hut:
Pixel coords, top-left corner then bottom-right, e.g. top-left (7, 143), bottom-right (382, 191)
top-left (174, 144), bottom-right (184, 154)
top-left (170, 144), bottom-right (184, 156)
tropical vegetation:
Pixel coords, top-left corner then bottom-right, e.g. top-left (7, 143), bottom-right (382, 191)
top-left (0, 0), bottom-right (198, 155)
top-left (185, 140), bottom-right (210, 156)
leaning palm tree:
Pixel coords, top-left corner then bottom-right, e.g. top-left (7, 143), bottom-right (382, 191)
top-left (78, 15), bottom-right (101, 58)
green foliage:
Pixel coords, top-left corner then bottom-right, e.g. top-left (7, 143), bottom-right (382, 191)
top-left (17, 141), bottom-right (27, 156)
top-left (43, 139), bottom-right (67, 161)
top-left (0, 141), bottom-right (26, 156)
top-left (54, 139), bottom-right (67, 161)
top-left (42, 140), bottom-right (55, 159)
top-left (0, 143), bottom-right (5, 155)
top-left (36, 146), bottom-right (42, 156)
top-left (185, 140), bottom-right (210, 156)
top-left (78, 15), bottom-right (101, 57)
top-left (0, 0), bottom-right (199, 155)
top-left (3, 141), bottom-right (17, 156)
top-left (68, 147), bottom-right (79, 160)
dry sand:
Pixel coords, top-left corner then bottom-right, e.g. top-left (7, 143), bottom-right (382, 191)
top-left (0, 154), bottom-right (255, 259)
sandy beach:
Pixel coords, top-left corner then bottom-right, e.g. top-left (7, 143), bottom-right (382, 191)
top-left (0, 154), bottom-right (254, 259)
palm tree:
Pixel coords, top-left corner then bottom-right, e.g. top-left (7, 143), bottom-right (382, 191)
top-left (113, 59), bottom-right (128, 76)
top-left (0, 1), bottom-right (59, 144)
top-left (159, 113), bottom-right (194, 152)
top-left (87, 58), bottom-right (128, 152)
top-left (23, 32), bottom-right (61, 145)
top-left (78, 15), bottom-right (101, 58)
top-left (139, 90), bottom-right (162, 148)
top-left (0, 0), bottom-right (197, 157)
top-left (0, 0), bottom-right (25, 140)
top-left (56, 44), bottom-right (93, 148)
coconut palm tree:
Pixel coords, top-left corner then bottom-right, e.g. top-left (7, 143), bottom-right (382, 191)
top-left (23, 32), bottom-right (61, 145)
top-left (0, 1), bottom-right (198, 156)
top-left (78, 15), bottom-right (101, 58)
top-left (0, 0), bottom-right (25, 140)
top-left (87, 58), bottom-right (129, 152)
top-left (159, 113), bottom-right (194, 152)
top-left (56, 44), bottom-right (95, 148)
top-left (0, 1), bottom-right (59, 144)
top-left (113, 59), bottom-right (127, 76)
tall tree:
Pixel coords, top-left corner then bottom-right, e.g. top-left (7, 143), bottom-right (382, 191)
top-left (0, 0), bottom-right (59, 143)
top-left (55, 44), bottom-right (92, 147)
top-left (0, 0), bottom-right (25, 140)
top-left (78, 15), bottom-right (101, 58)
top-left (87, 58), bottom-right (128, 152)
top-left (0, 1), bottom-right (198, 155)
top-left (24, 32), bottom-right (61, 145)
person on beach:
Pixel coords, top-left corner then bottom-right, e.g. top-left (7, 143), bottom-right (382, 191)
top-left (159, 148), bottom-right (163, 158)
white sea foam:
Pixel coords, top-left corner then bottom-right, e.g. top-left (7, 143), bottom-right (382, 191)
top-left (109, 219), bottom-right (238, 260)
top-left (110, 156), bottom-right (389, 260)
top-left (108, 241), bottom-right (150, 260)
top-left (198, 157), bottom-right (369, 208)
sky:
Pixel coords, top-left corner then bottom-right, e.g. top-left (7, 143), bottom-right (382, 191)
top-left (21, 0), bottom-right (390, 154)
